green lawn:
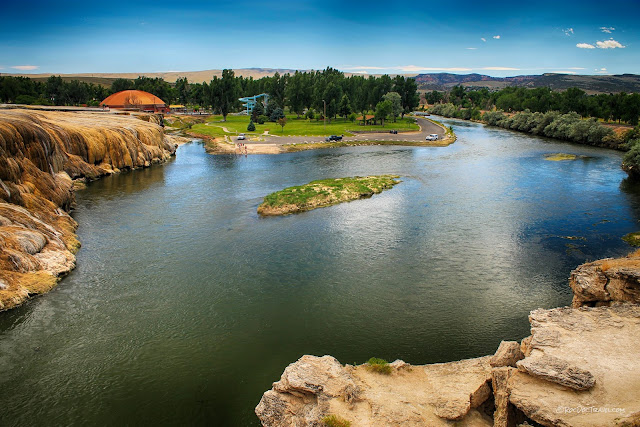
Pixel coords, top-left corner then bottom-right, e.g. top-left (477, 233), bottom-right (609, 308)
top-left (189, 114), bottom-right (419, 138)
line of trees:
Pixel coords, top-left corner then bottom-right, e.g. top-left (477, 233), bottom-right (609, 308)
top-left (428, 103), bottom-right (640, 150)
top-left (0, 75), bottom-right (111, 106)
top-left (424, 86), bottom-right (640, 126)
top-left (0, 68), bottom-right (421, 122)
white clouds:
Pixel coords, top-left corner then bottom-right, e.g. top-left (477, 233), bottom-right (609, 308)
top-left (465, 47), bottom-right (477, 50)
top-left (342, 65), bottom-right (386, 70)
top-left (551, 70), bottom-right (578, 74)
top-left (596, 39), bottom-right (625, 49)
top-left (600, 27), bottom-right (615, 33)
top-left (595, 67), bottom-right (609, 74)
top-left (482, 67), bottom-right (520, 71)
top-left (576, 43), bottom-right (596, 49)
top-left (493, 35), bottom-right (501, 39)
top-left (563, 28), bottom-right (574, 36)
top-left (11, 65), bottom-right (38, 70)
top-left (481, 37), bottom-right (486, 42)
top-left (398, 65), bottom-right (473, 72)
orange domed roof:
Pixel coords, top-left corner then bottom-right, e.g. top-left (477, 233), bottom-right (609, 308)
top-left (101, 90), bottom-right (166, 106)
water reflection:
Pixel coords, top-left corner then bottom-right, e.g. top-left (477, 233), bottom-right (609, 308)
top-left (2, 121), bottom-right (640, 426)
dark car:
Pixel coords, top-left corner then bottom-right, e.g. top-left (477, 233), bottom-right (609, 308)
top-left (325, 135), bottom-right (343, 142)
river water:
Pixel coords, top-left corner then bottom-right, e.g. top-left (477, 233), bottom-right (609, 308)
top-left (2, 117), bottom-right (640, 425)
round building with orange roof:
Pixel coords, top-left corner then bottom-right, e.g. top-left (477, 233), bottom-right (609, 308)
top-left (100, 90), bottom-right (168, 113)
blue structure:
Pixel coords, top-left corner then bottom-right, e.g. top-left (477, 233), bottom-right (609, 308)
top-left (239, 93), bottom-right (269, 115)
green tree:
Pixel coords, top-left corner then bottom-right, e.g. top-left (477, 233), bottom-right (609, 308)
top-left (251, 101), bottom-right (265, 122)
top-left (277, 116), bottom-right (287, 132)
top-left (247, 120), bottom-right (256, 131)
top-left (270, 107), bottom-right (285, 122)
top-left (338, 94), bottom-right (352, 119)
top-left (111, 78), bottom-right (134, 93)
top-left (382, 92), bottom-right (402, 122)
top-left (375, 100), bottom-right (392, 126)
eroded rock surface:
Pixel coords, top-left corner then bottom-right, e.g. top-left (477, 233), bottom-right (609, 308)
top-left (256, 355), bottom-right (494, 426)
top-left (570, 252), bottom-right (640, 307)
top-left (0, 109), bottom-right (178, 310)
top-left (509, 305), bottom-right (640, 426)
top-left (490, 341), bottom-right (525, 368)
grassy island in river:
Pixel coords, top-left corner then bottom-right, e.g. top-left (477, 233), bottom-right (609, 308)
top-left (257, 175), bottom-right (400, 216)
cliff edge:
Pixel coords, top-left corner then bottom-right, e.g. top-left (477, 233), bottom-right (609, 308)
top-left (0, 109), bottom-right (178, 310)
top-left (256, 253), bottom-right (640, 426)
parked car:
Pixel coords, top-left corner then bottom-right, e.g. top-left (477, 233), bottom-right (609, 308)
top-left (237, 134), bottom-right (246, 140)
top-left (325, 135), bottom-right (343, 142)
top-left (426, 134), bottom-right (439, 141)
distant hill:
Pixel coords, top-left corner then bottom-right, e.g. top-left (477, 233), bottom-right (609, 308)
top-left (414, 73), bottom-right (640, 94)
top-left (5, 69), bottom-right (640, 94)
top-left (4, 68), bottom-right (305, 87)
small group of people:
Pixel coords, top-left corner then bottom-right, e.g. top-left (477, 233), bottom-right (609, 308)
top-left (236, 142), bottom-right (248, 155)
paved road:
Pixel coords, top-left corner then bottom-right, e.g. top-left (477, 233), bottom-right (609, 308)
top-left (240, 117), bottom-right (444, 145)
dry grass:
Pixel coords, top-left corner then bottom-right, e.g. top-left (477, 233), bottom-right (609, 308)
top-left (599, 250), bottom-right (640, 272)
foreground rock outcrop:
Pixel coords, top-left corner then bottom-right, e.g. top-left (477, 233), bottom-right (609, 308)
top-left (0, 109), bottom-right (178, 310)
top-left (569, 250), bottom-right (640, 307)
top-left (257, 256), bottom-right (640, 426)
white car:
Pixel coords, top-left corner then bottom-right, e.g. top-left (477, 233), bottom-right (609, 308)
top-left (426, 134), bottom-right (439, 141)
top-left (237, 134), bottom-right (246, 140)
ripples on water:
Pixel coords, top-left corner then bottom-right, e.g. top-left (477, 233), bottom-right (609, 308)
top-left (1, 117), bottom-right (640, 425)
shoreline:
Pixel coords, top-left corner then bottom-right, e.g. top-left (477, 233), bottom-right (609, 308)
top-left (187, 115), bottom-right (456, 155)
top-left (0, 109), bottom-right (179, 311)
top-left (256, 252), bottom-right (640, 426)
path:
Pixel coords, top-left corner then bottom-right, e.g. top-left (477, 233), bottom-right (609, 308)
top-left (240, 117), bottom-right (445, 146)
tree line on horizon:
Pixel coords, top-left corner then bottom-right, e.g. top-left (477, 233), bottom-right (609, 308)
top-left (0, 68), bottom-right (420, 122)
top-left (424, 85), bottom-right (640, 126)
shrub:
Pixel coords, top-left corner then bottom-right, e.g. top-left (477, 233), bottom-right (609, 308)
top-left (321, 415), bottom-right (351, 427)
top-left (247, 120), bottom-right (256, 132)
top-left (366, 357), bottom-right (392, 375)
top-left (270, 107), bottom-right (285, 122)
top-left (348, 112), bottom-right (357, 122)
top-left (305, 109), bottom-right (315, 120)
top-left (257, 115), bottom-right (267, 125)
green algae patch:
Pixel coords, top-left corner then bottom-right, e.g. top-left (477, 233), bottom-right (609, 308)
top-left (258, 175), bottom-right (400, 216)
top-left (545, 153), bottom-right (578, 161)
top-left (623, 232), bottom-right (640, 247)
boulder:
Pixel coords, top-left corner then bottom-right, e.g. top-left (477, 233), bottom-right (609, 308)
top-left (570, 255), bottom-right (640, 307)
top-left (508, 305), bottom-right (640, 426)
top-left (516, 354), bottom-right (594, 390)
top-left (490, 341), bottom-right (525, 368)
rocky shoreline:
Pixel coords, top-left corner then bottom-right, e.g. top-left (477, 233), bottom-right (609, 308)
top-left (256, 251), bottom-right (640, 426)
top-left (0, 109), bottom-right (179, 311)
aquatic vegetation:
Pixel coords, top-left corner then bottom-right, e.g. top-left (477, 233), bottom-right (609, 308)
top-left (257, 175), bottom-right (400, 216)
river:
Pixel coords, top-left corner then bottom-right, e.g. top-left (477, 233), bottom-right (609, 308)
top-left (2, 117), bottom-right (640, 425)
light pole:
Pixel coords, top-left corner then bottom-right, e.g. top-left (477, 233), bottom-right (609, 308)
top-left (323, 99), bottom-right (326, 130)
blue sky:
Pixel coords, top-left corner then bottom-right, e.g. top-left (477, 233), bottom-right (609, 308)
top-left (1, 0), bottom-right (638, 77)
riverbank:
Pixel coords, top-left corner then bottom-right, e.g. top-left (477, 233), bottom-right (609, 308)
top-left (256, 251), bottom-right (640, 426)
top-left (188, 115), bottom-right (455, 155)
top-left (0, 108), bottom-right (179, 311)
top-left (257, 176), bottom-right (400, 216)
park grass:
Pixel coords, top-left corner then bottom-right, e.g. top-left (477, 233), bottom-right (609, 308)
top-left (257, 175), bottom-right (400, 216)
top-left (190, 114), bottom-right (418, 138)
